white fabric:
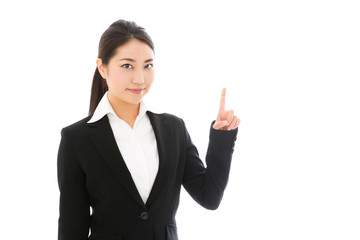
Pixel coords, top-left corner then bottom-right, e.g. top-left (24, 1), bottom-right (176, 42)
top-left (88, 92), bottom-right (160, 203)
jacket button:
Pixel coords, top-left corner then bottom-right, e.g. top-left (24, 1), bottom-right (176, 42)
top-left (140, 211), bottom-right (149, 220)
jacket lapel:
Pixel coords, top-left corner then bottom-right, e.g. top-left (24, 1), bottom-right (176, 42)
top-left (145, 112), bottom-right (172, 207)
top-left (86, 112), bottom-right (172, 209)
top-left (87, 116), bottom-right (146, 209)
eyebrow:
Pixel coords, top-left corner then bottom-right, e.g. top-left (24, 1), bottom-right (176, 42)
top-left (119, 58), bottom-right (153, 63)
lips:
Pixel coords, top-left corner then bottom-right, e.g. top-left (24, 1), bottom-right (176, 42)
top-left (127, 88), bottom-right (144, 94)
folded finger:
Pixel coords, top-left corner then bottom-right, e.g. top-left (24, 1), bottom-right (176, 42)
top-left (227, 115), bottom-right (238, 130)
top-left (226, 110), bottom-right (234, 126)
top-left (213, 120), bottom-right (228, 130)
top-left (233, 118), bottom-right (241, 129)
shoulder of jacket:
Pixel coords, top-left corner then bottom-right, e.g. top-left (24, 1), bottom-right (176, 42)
top-left (146, 111), bottom-right (177, 121)
top-left (163, 113), bottom-right (183, 122)
top-left (61, 115), bottom-right (92, 135)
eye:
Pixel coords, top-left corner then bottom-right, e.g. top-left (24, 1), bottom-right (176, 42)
top-left (145, 63), bottom-right (153, 69)
top-left (122, 64), bottom-right (133, 69)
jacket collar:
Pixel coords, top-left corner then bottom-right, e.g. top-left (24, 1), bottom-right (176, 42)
top-left (87, 111), bottom-right (169, 209)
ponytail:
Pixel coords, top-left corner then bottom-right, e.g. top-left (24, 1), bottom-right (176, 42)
top-left (89, 67), bottom-right (108, 116)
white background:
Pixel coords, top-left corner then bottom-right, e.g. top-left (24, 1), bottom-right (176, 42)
top-left (0, 0), bottom-right (359, 239)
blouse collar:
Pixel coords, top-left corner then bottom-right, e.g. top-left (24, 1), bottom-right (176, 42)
top-left (87, 91), bottom-right (162, 124)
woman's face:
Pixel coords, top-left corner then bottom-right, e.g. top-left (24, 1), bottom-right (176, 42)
top-left (97, 39), bottom-right (155, 106)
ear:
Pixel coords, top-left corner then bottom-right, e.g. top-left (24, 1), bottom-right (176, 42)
top-left (96, 58), bottom-right (107, 79)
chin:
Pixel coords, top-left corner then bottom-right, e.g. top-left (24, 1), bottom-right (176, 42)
top-left (126, 96), bottom-right (144, 105)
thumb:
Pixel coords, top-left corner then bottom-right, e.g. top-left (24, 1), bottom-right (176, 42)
top-left (212, 120), bottom-right (228, 130)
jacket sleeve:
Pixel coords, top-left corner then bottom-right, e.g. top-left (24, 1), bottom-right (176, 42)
top-left (182, 121), bottom-right (238, 210)
top-left (57, 128), bottom-right (90, 240)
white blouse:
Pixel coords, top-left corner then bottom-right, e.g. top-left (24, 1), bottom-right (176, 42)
top-left (87, 92), bottom-right (160, 204)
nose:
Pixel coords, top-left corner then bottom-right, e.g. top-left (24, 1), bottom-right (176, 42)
top-left (132, 69), bottom-right (145, 84)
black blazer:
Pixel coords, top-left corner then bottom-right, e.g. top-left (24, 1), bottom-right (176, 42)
top-left (57, 112), bottom-right (237, 240)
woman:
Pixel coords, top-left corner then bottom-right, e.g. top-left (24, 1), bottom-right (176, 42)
top-left (57, 19), bottom-right (240, 240)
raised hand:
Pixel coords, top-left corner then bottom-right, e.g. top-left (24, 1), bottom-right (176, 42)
top-left (212, 88), bottom-right (240, 131)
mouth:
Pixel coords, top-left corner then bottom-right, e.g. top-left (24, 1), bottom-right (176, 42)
top-left (127, 88), bottom-right (145, 95)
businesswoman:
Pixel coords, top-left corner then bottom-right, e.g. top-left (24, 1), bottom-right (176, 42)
top-left (57, 19), bottom-right (240, 240)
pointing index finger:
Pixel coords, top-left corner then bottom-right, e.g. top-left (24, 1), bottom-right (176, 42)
top-left (219, 88), bottom-right (226, 111)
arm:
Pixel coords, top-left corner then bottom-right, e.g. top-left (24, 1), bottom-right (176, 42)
top-left (57, 128), bottom-right (90, 240)
top-left (182, 121), bottom-right (237, 210)
top-left (182, 88), bottom-right (239, 210)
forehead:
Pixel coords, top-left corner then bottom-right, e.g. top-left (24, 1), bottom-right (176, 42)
top-left (113, 39), bottom-right (154, 60)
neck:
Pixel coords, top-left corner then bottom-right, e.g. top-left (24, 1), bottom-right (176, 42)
top-left (107, 95), bottom-right (140, 128)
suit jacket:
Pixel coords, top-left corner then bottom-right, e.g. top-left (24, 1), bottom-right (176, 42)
top-left (57, 111), bottom-right (238, 240)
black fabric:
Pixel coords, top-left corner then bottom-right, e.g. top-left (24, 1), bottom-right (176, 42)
top-left (57, 112), bottom-right (238, 240)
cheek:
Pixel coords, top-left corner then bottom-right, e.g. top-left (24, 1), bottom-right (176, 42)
top-left (145, 71), bottom-right (155, 85)
top-left (108, 70), bottom-right (131, 87)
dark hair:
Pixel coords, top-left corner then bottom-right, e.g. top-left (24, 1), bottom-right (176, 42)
top-left (89, 20), bottom-right (154, 115)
